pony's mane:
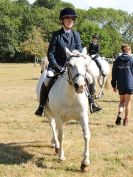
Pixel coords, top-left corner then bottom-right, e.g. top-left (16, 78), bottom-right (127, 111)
top-left (66, 47), bottom-right (87, 62)
top-left (70, 50), bottom-right (86, 60)
top-left (71, 49), bottom-right (81, 56)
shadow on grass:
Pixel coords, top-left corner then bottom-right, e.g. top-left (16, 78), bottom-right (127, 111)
top-left (66, 121), bottom-right (79, 125)
top-left (98, 99), bottom-right (119, 103)
top-left (48, 164), bottom-right (84, 174)
top-left (35, 157), bottom-right (47, 168)
top-left (35, 158), bottom-right (83, 174)
top-left (90, 122), bottom-right (115, 128)
top-left (0, 143), bottom-right (33, 165)
top-left (23, 78), bottom-right (39, 80)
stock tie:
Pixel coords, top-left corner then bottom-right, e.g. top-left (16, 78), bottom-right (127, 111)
top-left (66, 32), bottom-right (70, 37)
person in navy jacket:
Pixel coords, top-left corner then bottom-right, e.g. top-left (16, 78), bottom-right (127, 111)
top-left (35, 8), bottom-right (101, 116)
top-left (111, 44), bottom-right (133, 126)
top-left (88, 35), bottom-right (100, 55)
top-left (88, 35), bottom-right (105, 76)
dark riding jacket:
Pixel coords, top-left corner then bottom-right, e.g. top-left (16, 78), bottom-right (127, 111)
top-left (88, 42), bottom-right (100, 55)
top-left (47, 28), bottom-right (82, 72)
top-left (111, 53), bottom-right (133, 91)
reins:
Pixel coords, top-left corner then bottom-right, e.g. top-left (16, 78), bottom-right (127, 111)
top-left (60, 71), bottom-right (73, 86)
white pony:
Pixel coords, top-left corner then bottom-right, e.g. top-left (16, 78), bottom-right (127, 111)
top-left (86, 55), bottom-right (110, 98)
top-left (36, 48), bottom-right (91, 171)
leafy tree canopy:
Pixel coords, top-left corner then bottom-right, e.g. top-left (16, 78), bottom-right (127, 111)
top-left (0, 0), bottom-right (132, 61)
top-left (33, 0), bottom-right (61, 9)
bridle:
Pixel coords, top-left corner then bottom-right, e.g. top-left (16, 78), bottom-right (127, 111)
top-left (65, 54), bottom-right (87, 87)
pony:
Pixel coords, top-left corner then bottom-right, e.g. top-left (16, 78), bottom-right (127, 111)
top-left (86, 55), bottom-right (110, 98)
top-left (36, 47), bottom-right (91, 171)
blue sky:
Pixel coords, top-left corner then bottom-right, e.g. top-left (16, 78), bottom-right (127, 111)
top-left (28, 0), bottom-right (133, 14)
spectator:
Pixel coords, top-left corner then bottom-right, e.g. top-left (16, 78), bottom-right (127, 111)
top-left (111, 44), bottom-right (133, 126)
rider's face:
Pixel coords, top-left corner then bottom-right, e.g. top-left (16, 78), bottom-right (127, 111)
top-left (92, 38), bottom-right (97, 43)
top-left (62, 17), bottom-right (75, 29)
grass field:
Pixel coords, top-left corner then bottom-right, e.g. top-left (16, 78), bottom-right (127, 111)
top-left (0, 63), bottom-right (133, 177)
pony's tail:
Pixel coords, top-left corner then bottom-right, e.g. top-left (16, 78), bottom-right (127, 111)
top-left (104, 77), bottom-right (109, 89)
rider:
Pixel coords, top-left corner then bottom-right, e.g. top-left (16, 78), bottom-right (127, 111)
top-left (88, 35), bottom-right (106, 76)
top-left (35, 8), bottom-right (101, 116)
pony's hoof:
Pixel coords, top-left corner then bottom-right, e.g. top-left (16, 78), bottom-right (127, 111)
top-left (51, 143), bottom-right (55, 148)
top-left (94, 95), bottom-right (99, 99)
top-left (80, 163), bottom-right (90, 172)
top-left (55, 148), bottom-right (59, 153)
top-left (59, 156), bottom-right (66, 162)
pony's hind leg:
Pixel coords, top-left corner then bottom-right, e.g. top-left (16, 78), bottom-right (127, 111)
top-left (97, 76), bottom-right (107, 98)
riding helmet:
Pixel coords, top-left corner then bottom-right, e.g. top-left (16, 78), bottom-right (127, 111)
top-left (92, 35), bottom-right (98, 39)
top-left (59, 8), bottom-right (78, 20)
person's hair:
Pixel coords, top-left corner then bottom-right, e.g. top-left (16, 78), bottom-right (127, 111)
top-left (121, 43), bottom-right (131, 53)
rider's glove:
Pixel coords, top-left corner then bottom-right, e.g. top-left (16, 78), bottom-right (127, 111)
top-left (52, 63), bottom-right (64, 73)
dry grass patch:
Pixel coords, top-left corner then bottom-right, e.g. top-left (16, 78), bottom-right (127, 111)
top-left (0, 63), bottom-right (133, 177)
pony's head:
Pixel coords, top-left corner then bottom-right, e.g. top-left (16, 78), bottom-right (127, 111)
top-left (65, 47), bottom-right (91, 93)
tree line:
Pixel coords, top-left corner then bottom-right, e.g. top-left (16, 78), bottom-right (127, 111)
top-left (0, 0), bottom-right (133, 62)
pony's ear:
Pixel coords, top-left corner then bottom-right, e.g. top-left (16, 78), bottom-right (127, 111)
top-left (65, 48), bottom-right (73, 58)
top-left (81, 47), bottom-right (87, 56)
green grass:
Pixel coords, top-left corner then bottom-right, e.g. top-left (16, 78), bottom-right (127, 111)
top-left (0, 63), bottom-right (133, 177)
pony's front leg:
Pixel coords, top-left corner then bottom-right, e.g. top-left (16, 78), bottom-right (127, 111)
top-left (79, 114), bottom-right (91, 171)
top-left (48, 118), bottom-right (59, 151)
top-left (56, 119), bottom-right (66, 161)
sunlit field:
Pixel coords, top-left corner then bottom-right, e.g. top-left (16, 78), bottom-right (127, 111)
top-left (0, 63), bottom-right (133, 177)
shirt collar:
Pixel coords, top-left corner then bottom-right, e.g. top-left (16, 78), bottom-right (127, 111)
top-left (63, 27), bottom-right (71, 33)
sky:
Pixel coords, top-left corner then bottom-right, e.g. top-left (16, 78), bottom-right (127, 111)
top-left (28, 0), bottom-right (133, 14)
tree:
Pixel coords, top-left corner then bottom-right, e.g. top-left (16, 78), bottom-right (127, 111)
top-left (20, 27), bottom-right (48, 58)
top-left (33, 0), bottom-right (61, 9)
top-left (0, 0), bottom-right (20, 57)
top-left (77, 20), bottom-right (100, 47)
top-left (122, 14), bottom-right (133, 43)
top-left (77, 7), bottom-right (132, 57)
top-left (15, 0), bottom-right (30, 6)
top-left (31, 6), bottom-right (59, 42)
top-left (100, 23), bottom-right (122, 57)
top-left (0, 0), bottom-right (132, 61)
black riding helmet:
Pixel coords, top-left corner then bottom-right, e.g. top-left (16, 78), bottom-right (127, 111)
top-left (59, 8), bottom-right (78, 20)
top-left (92, 35), bottom-right (98, 39)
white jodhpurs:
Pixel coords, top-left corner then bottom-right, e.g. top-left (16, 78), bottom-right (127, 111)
top-left (43, 70), bottom-right (55, 87)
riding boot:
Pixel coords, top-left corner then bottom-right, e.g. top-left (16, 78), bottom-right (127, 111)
top-left (89, 82), bottom-right (95, 96)
top-left (93, 57), bottom-right (106, 77)
top-left (35, 83), bottom-right (48, 116)
top-left (88, 96), bottom-right (102, 114)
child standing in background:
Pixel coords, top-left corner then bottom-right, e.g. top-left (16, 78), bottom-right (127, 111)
top-left (111, 44), bottom-right (133, 126)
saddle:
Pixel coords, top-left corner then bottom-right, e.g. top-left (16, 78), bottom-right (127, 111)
top-left (91, 54), bottom-right (106, 77)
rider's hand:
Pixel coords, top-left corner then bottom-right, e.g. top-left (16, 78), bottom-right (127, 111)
top-left (53, 63), bottom-right (63, 73)
top-left (59, 67), bottom-right (65, 74)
